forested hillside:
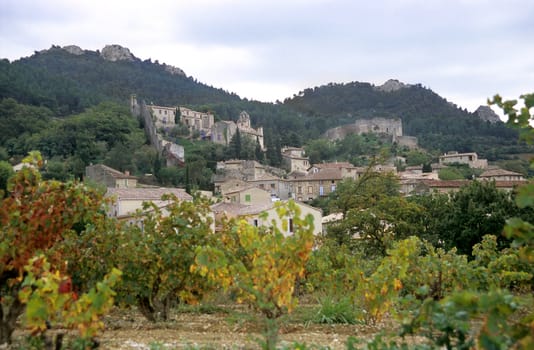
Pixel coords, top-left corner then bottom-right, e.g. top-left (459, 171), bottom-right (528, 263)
top-left (0, 45), bottom-right (240, 116)
top-left (0, 45), bottom-right (531, 182)
top-left (283, 82), bottom-right (527, 159)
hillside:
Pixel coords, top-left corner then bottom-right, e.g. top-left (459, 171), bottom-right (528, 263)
top-left (0, 44), bottom-right (240, 116)
top-left (0, 45), bottom-right (530, 166)
top-left (283, 80), bottom-right (525, 159)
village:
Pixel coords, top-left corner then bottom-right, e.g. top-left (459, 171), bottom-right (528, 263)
top-left (77, 97), bottom-right (529, 236)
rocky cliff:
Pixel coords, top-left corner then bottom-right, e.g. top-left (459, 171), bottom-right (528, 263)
top-left (374, 79), bottom-right (411, 92)
top-left (475, 105), bottom-right (501, 123)
top-left (100, 44), bottom-right (136, 62)
top-left (62, 45), bottom-right (84, 55)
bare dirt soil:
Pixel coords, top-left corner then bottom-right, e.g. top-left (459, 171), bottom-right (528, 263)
top-left (13, 306), bottom-right (391, 350)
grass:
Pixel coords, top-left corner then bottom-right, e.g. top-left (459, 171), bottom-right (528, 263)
top-left (312, 296), bottom-right (360, 325)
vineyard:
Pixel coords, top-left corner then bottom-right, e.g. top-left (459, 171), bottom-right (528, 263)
top-left (1, 95), bottom-right (533, 349)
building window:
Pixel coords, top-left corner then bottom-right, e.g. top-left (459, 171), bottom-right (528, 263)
top-left (288, 218), bottom-right (294, 233)
top-left (308, 186), bottom-right (313, 194)
top-left (270, 183), bottom-right (275, 189)
top-left (259, 184), bottom-right (265, 189)
top-left (319, 186), bottom-right (324, 196)
top-left (298, 186), bottom-right (302, 194)
top-left (245, 194), bottom-right (251, 202)
top-left (331, 184), bottom-right (336, 192)
top-left (253, 219), bottom-right (258, 227)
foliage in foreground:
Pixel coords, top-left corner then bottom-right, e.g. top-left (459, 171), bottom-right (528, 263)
top-left (18, 255), bottom-right (121, 348)
top-left (193, 200), bottom-right (315, 349)
top-left (0, 151), bottom-right (106, 345)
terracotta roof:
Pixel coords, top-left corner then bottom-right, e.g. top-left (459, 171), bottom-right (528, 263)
top-left (211, 202), bottom-right (274, 216)
top-left (224, 185), bottom-right (268, 196)
top-left (494, 181), bottom-right (529, 188)
top-left (287, 170), bottom-right (308, 179)
top-left (247, 173), bottom-right (280, 182)
top-left (106, 187), bottom-right (192, 201)
top-left (479, 169), bottom-right (524, 177)
top-left (422, 180), bottom-right (471, 188)
top-left (88, 164), bottom-right (137, 179)
top-left (211, 200), bottom-right (321, 217)
top-left (314, 162), bottom-right (353, 169)
top-left (300, 168), bottom-right (343, 181)
top-left (422, 179), bottom-right (528, 189)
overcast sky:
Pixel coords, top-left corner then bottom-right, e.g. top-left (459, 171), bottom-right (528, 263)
top-left (1, 0), bottom-right (533, 113)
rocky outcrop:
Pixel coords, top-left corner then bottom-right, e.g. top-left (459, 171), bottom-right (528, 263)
top-left (375, 79), bottom-right (410, 92)
top-left (163, 64), bottom-right (186, 77)
top-left (62, 45), bottom-right (84, 55)
top-left (475, 106), bottom-right (501, 123)
top-left (100, 44), bottom-right (135, 62)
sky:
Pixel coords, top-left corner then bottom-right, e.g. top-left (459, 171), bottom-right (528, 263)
top-left (1, 0), bottom-right (533, 114)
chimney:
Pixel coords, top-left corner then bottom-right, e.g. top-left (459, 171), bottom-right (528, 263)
top-left (124, 170), bottom-right (130, 176)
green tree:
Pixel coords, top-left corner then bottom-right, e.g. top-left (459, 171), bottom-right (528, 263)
top-left (193, 201), bottom-right (315, 349)
top-left (440, 181), bottom-right (518, 256)
top-left (255, 137), bottom-right (264, 162)
top-left (329, 170), bottom-right (400, 217)
top-left (227, 128), bottom-right (242, 159)
top-left (330, 195), bottom-right (424, 256)
top-left (405, 149), bottom-right (433, 166)
top-left (0, 161), bottom-right (14, 195)
top-left (113, 195), bottom-right (216, 322)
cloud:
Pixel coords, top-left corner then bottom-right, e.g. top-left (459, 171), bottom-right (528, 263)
top-left (1, 0), bottom-right (533, 111)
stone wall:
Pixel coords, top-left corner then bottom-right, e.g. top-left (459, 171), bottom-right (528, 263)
top-left (131, 95), bottom-right (184, 166)
top-left (324, 117), bottom-right (403, 141)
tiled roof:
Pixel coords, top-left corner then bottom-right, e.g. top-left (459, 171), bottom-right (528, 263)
top-left (422, 179), bottom-right (528, 189)
top-left (224, 185), bottom-right (265, 196)
top-left (314, 162), bottom-right (353, 169)
top-left (211, 202), bottom-right (274, 216)
top-left (106, 187), bottom-right (192, 201)
top-left (287, 170), bottom-right (308, 179)
top-left (248, 173), bottom-right (280, 182)
top-left (479, 169), bottom-right (524, 177)
top-left (494, 181), bottom-right (530, 188)
top-left (88, 164), bottom-right (137, 179)
top-left (422, 180), bottom-right (471, 188)
top-left (300, 168), bottom-right (343, 181)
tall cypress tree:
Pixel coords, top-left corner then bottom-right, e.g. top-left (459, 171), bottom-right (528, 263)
top-left (227, 128), bottom-right (242, 159)
top-left (255, 137), bottom-right (264, 163)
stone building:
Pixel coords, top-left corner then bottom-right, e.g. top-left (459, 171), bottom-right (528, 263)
top-left (85, 164), bottom-right (138, 188)
top-left (147, 104), bottom-right (177, 129)
top-left (479, 169), bottom-right (525, 181)
top-left (179, 107), bottom-right (214, 138)
top-left (211, 200), bottom-right (323, 236)
top-left (211, 111), bottom-right (264, 150)
top-left (211, 120), bottom-right (237, 145)
top-left (282, 147), bottom-right (310, 173)
top-left (289, 168), bottom-right (344, 201)
top-left (213, 160), bottom-right (290, 200)
top-left (439, 151), bottom-right (488, 169)
top-left (106, 187), bottom-right (192, 218)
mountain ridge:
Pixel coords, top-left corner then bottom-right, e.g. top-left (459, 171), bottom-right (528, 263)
top-left (0, 44), bottom-right (527, 161)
